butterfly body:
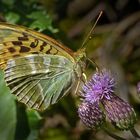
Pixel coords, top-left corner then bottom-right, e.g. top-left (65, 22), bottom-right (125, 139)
top-left (0, 22), bottom-right (86, 111)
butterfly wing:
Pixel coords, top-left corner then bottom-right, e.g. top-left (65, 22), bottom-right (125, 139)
top-left (0, 22), bottom-right (75, 70)
top-left (5, 54), bottom-right (76, 111)
top-left (0, 22), bottom-right (79, 111)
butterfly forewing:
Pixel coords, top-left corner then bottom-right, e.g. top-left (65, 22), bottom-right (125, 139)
top-left (0, 22), bottom-right (75, 69)
top-left (0, 22), bottom-right (83, 111)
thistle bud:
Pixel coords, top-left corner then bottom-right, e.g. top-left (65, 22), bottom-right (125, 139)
top-left (102, 94), bottom-right (136, 130)
top-left (78, 101), bottom-right (105, 129)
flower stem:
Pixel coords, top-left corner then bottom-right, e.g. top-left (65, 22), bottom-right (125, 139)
top-left (130, 128), bottom-right (140, 138)
top-left (103, 128), bottom-right (126, 140)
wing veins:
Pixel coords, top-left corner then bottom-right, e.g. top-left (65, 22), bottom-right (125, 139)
top-left (37, 70), bottom-right (72, 109)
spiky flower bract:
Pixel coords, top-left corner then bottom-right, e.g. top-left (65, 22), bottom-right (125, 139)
top-left (102, 94), bottom-right (136, 130)
top-left (78, 101), bottom-right (105, 129)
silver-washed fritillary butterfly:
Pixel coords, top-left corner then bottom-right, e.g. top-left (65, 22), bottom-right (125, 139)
top-left (0, 12), bottom-right (102, 111)
top-left (0, 22), bottom-right (86, 111)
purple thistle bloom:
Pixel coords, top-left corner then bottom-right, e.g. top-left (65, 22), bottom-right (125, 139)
top-left (83, 69), bottom-right (115, 103)
top-left (78, 69), bottom-right (136, 130)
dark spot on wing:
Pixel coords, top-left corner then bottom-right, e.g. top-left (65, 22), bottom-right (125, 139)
top-left (53, 49), bottom-right (58, 55)
top-left (22, 32), bottom-right (28, 37)
top-left (32, 52), bottom-right (39, 54)
top-left (18, 37), bottom-right (29, 41)
top-left (18, 32), bottom-right (29, 41)
top-left (12, 41), bottom-right (22, 46)
top-left (8, 47), bottom-right (16, 53)
top-left (46, 46), bottom-right (52, 54)
top-left (30, 39), bottom-right (39, 48)
top-left (19, 46), bottom-right (30, 53)
top-left (40, 42), bottom-right (47, 51)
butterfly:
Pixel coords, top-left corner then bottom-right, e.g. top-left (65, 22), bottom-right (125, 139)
top-left (0, 22), bottom-right (87, 111)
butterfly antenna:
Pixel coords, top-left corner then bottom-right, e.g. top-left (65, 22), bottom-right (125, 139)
top-left (81, 11), bottom-right (103, 48)
top-left (87, 57), bottom-right (100, 71)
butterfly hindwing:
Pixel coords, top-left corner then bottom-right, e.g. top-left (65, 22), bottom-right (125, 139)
top-left (5, 54), bottom-right (75, 110)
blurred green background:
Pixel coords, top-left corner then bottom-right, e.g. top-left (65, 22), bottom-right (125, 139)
top-left (0, 0), bottom-right (140, 140)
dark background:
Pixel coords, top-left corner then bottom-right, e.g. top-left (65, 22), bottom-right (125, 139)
top-left (0, 0), bottom-right (140, 140)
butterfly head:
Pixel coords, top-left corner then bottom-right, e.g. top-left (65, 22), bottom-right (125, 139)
top-left (74, 48), bottom-right (86, 62)
top-left (74, 48), bottom-right (87, 77)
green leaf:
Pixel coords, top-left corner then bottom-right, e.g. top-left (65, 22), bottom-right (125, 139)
top-left (26, 130), bottom-right (39, 140)
top-left (1, 0), bottom-right (15, 5)
top-left (26, 109), bottom-right (42, 129)
top-left (0, 70), bottom-right (16, 140)
top-left (27, 11), bottom-right (58, 33)
top-left (5, 12), bottom-right (20, 24)
top-left (26, 109), bottom-right (42, 140)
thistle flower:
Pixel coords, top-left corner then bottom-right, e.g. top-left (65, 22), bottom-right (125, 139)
top-left (83, 69), bottom-right (115, 103)
top-left (78, 69), bottom-right (136, 130)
